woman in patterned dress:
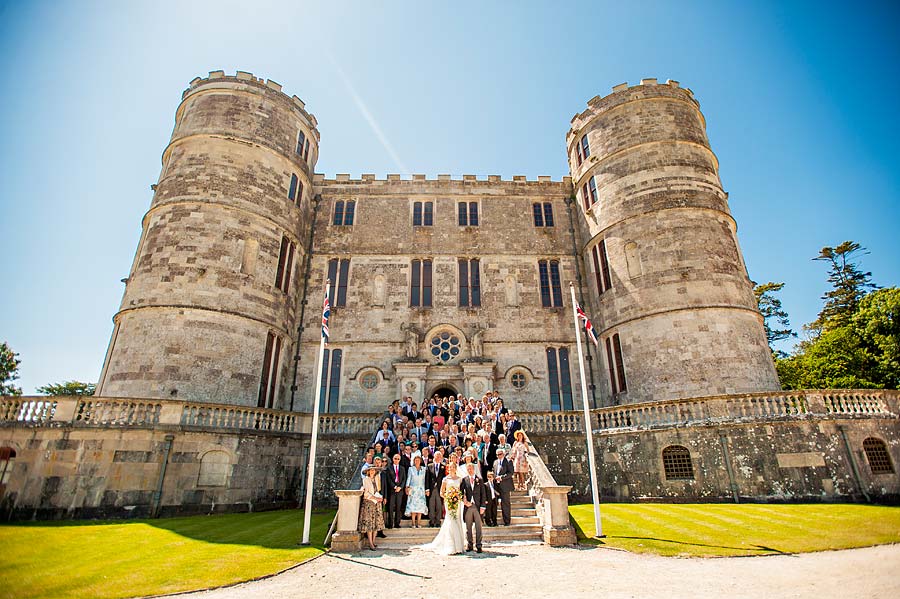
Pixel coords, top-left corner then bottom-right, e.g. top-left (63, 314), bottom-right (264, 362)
top-left (358, 465), bottom-right (385, 549)
top-left (510, 429), bottom-right (530, 491)
top-left (404, 454), bottom-right (428, 527)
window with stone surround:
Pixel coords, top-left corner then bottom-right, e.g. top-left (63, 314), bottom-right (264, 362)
top-left (592, 240), bottom-right (612, 295)
top-left (458, 201), bottom-right (479, 226)
top-left (359, 371), bottom-right (379, 391)
top-left (0, 447), bottom-right (15, 486)
top-left (533, 202), bottom-right (554, 227)
top-left (458, 258), bottom-right (481, 307)
top-left (546, 347), bottom-right (573, 411)
top-left (863, 437), bottom-right (894, 474)
top-left (274, 236), bottom-right (295, 293)
top-left (319, 349), bottom-right (343, 412)
top-left (662, 446), bottom-right (694, 480)
top-left (288, 173), bottom-right (303, 204)
top-left (581, 177), bottom-right (598, 211)
top-left (509, 369), bottom-right (528, 390)
top-left (413, 201), bottom-right (434, 226)
top-left (327, 258), bottom-right (350, 307)
top-left (605, 332), bottom-right (627, 396)
top-left (581, 134), bottom-right (591, 160)
top-left (430, 331), bottom-right (461, 364)
top-left (538, 259), bottom-right (563, 307)
top-left (333, 200), bottom-right (355, 226)
top-left (198, 450), bottom-right (230, 487)
top-left (257, 331), bottom-right (282, 408)
top-left (296, 131), bottom-right (306, 155)
top-left (410, 259), bottom-right (433, 307)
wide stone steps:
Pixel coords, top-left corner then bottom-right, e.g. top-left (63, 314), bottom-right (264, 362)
top-left (377, 491), bottom-right (542, 549)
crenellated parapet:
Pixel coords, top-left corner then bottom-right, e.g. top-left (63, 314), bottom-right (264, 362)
top-left (313, 172), bottom-right (572, 192)
top-left (183, 69), bottom-right (319, 139)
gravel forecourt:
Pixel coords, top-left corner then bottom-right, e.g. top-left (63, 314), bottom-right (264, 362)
top-left (172, 541), bottom-right (900, 599)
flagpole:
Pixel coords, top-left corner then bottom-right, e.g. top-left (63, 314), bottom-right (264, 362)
top-left (569, 282), bottom-right (603, 538)
top-left (301, 280), bottom-right (330, 545)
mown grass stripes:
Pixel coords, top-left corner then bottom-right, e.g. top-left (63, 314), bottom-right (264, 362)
top-left (570, 503), bottom-right (900, 557)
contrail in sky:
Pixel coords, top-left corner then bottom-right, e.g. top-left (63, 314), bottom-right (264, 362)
top-left (329, 54), bottom-right (409, 175)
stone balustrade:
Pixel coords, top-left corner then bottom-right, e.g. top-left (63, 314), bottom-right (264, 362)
top-left (0, 395), bottom-right (383, 438)
top-left (518, 389), bottom-right (899, 434)
top-left (523, 438), bottom-right (577, 545)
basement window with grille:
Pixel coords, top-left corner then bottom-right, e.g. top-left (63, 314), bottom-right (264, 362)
top-left (662, 445), bottom-right (695, 480)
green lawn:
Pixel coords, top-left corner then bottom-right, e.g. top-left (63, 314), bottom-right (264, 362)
top-left (0, 509), bottom-right (334, 599)
top-left (570, 503), bottom-right (900, 557)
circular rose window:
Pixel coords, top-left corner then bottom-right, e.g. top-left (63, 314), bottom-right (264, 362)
top-left (511, 371), bottom-right (527, 389)
top-left (430, 331), bottom-right (461, 363)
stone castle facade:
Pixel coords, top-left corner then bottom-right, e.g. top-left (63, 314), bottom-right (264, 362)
top-left (95, 70), bottom-right (779, 413)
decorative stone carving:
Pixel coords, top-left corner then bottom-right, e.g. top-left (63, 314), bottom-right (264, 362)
top-left (471, 328), bottom-right (484, 358)
top-left (401, 323), bottom-right (420, 359)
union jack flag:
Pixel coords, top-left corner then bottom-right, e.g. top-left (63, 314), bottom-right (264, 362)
top-left (575, 301), bottom-right (599, 347)
top-left (322, 281), bottom-right (331, 345)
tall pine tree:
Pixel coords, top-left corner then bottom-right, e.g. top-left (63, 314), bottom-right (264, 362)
top-left (811, 241), bottom-right (878, 332)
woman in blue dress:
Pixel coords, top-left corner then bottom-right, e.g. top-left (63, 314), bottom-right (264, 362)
top-left (404, 454), bottom-right (428, 527)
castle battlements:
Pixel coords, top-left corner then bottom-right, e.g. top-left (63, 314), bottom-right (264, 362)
top-left (313, 173), bottom-right (573, 187)
top-left (184, 69), bottom-right (320, 137)
top-left (567, 78), bottom-right (700, 143)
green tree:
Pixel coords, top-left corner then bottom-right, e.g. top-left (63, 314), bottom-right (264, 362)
top-left (36, 381), bottom-right (96, 396)
top-left (852, 287), bottom-right (900, 389)
top-left (753, 282), bottom-right (795, 356)
top-left (812, 241), bottom-right (879, 331)
top-left (0, 341), bottom-right (23, 396)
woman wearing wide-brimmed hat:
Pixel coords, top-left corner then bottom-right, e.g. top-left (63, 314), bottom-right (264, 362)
top-left (358, 464), bottom-right (385, 550)
top-left (509, 429), bottom-right (530, 491)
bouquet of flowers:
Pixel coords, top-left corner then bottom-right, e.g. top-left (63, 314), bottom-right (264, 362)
top-left (444, 486), bottom-right (462, 517)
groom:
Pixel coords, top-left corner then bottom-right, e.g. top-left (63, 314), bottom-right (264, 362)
top-left (461, 462), bottom-right (488, 553)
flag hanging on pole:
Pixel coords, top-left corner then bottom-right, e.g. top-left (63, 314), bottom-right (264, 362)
top-left (575, 301), bottom-right (599, 347)
top-left (321, 284), bottom-right (331, 345)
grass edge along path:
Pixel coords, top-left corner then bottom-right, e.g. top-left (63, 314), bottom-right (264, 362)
top-left (0, 508), bottom-right (334, 599)
top-left (570, 503), bottom-right (900, 557)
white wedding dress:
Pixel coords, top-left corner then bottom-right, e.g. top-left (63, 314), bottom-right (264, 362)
top-left (417, 476), bottom-right (465, 555)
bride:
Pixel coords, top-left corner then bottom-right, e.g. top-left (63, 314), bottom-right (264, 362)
top-left (417, 461), bottom-right (465, 555)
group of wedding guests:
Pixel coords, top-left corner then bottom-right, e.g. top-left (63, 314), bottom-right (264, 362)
top-left (358, 392), bottom-right (530, 552)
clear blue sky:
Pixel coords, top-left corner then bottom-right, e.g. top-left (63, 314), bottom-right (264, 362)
top-left (1, 0), bottom-right (898, 394)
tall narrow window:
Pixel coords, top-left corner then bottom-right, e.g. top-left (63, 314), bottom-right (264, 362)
top-left (319, 348), bottom-right (343, 413)
top-left (543, 202), bottom-right (554, 226)
top-left (605, 332), bottom-right (627, 395)
top-left (296, 131), bottom-right (306, 156)
top-left (533, 203), bottom-right (544, 227)
top-left (458, 201), bottom-right (478, 226)
top-left (581, 134), bottom-right (591, 160)
top-left (582, 177), bottom-right (598, 211)
top-left (538, 260), bottom-right (563, 307)
top-left (327, 258), bottom-right (351, 307)
top-left (546, 347), bottom-right (574, 411)
top-left (458, 259), bottom-right (481, 307)
top-left (410, 259), bottom-right (433, 307)
top-left (257, 331), bottom-right (282, 408)
top-left (303, 139), bottom-right (310, 161)
top-left (575, 141), bottom-right (584, 166)
top-left (588, 176), bottom-right (598, 204)
top-left (333, 200), bottom-right (355, 225)
top-left (274, 236), bottom-right (295, 293)
top-left (592, 240), bottom-right (612, 294)
top-left (413, 202), bottom-right (422, 226)
top-left (288, 174), bottom-right (298, 202)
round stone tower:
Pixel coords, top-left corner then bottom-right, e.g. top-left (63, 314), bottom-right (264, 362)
top-left (96, 70), bottom-right (319, 407)
top-left (567, 78), bottom-right (779, 405)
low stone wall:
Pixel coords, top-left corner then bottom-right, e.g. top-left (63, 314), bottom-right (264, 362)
top-left (529, 390), bottom-right (900, 503)
top-left (0, 397), bottom-right (374, 520)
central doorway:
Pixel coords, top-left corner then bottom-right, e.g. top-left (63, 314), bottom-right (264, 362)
top-left (430, 386), bottom-right (459, 401)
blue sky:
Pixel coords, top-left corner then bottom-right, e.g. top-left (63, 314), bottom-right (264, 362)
top-left (1, 0), bottom-right (898, 393)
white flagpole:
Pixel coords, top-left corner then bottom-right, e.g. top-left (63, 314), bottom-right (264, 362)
top-left (570, 282), bottom-right (603, 538)
top-left (301, 280), bottom-right (330, 545)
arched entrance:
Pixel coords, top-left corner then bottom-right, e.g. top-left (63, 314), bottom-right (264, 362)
top-left (429, 385), bottom-right (459, 401)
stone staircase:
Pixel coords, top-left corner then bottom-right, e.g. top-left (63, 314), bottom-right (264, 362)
top-left (377, 490), bottom-right (543, 549)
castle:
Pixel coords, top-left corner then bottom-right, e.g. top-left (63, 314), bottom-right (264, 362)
top-left (1, 71), bottom-right (896, 523)
top-left (94, 71), bottom-right (779, 412)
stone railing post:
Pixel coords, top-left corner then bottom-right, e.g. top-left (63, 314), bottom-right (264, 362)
top-left (50, 397), bottom-right (78, 423)
top-left (331, 489), bottom-right (363, 552)
top-left (540, 485), bottom-right (577, 546)
top-left (158, 402), bottom-right (184, 426)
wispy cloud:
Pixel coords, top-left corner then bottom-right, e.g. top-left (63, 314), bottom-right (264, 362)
top-left (329, 54), bottom-right (409, 175)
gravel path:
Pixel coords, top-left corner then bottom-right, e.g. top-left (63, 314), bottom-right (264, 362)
top-left (176, 542), bottom-right (900, 599)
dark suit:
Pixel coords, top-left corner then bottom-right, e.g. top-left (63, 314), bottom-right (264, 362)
top-left (425, 462), bottom-right (445, 526)
top-left (484, 478), bottom-right (499, 526)
top-left (481, 441), bottom-right (498, 479)
top-left (492, 457), bottom-right (515, 525)
top-left (506, 418), bottom-right (522, 441)
top-left (385, 463), bottom-right (407, 528)
top-left (460, 474), bottom-right (488, 550)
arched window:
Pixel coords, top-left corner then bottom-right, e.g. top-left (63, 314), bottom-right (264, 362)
top-left (662, 445), bottom-right (694, 480)
top-left (197, 450), bottom-right (230, 487)
top-left (0, 447), bottom-right (15, 486)
top-left (863, 437), bottom-right (894, 474)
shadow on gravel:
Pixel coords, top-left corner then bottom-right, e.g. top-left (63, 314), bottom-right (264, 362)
top-left (329, 553), bottom-right (433, 579)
